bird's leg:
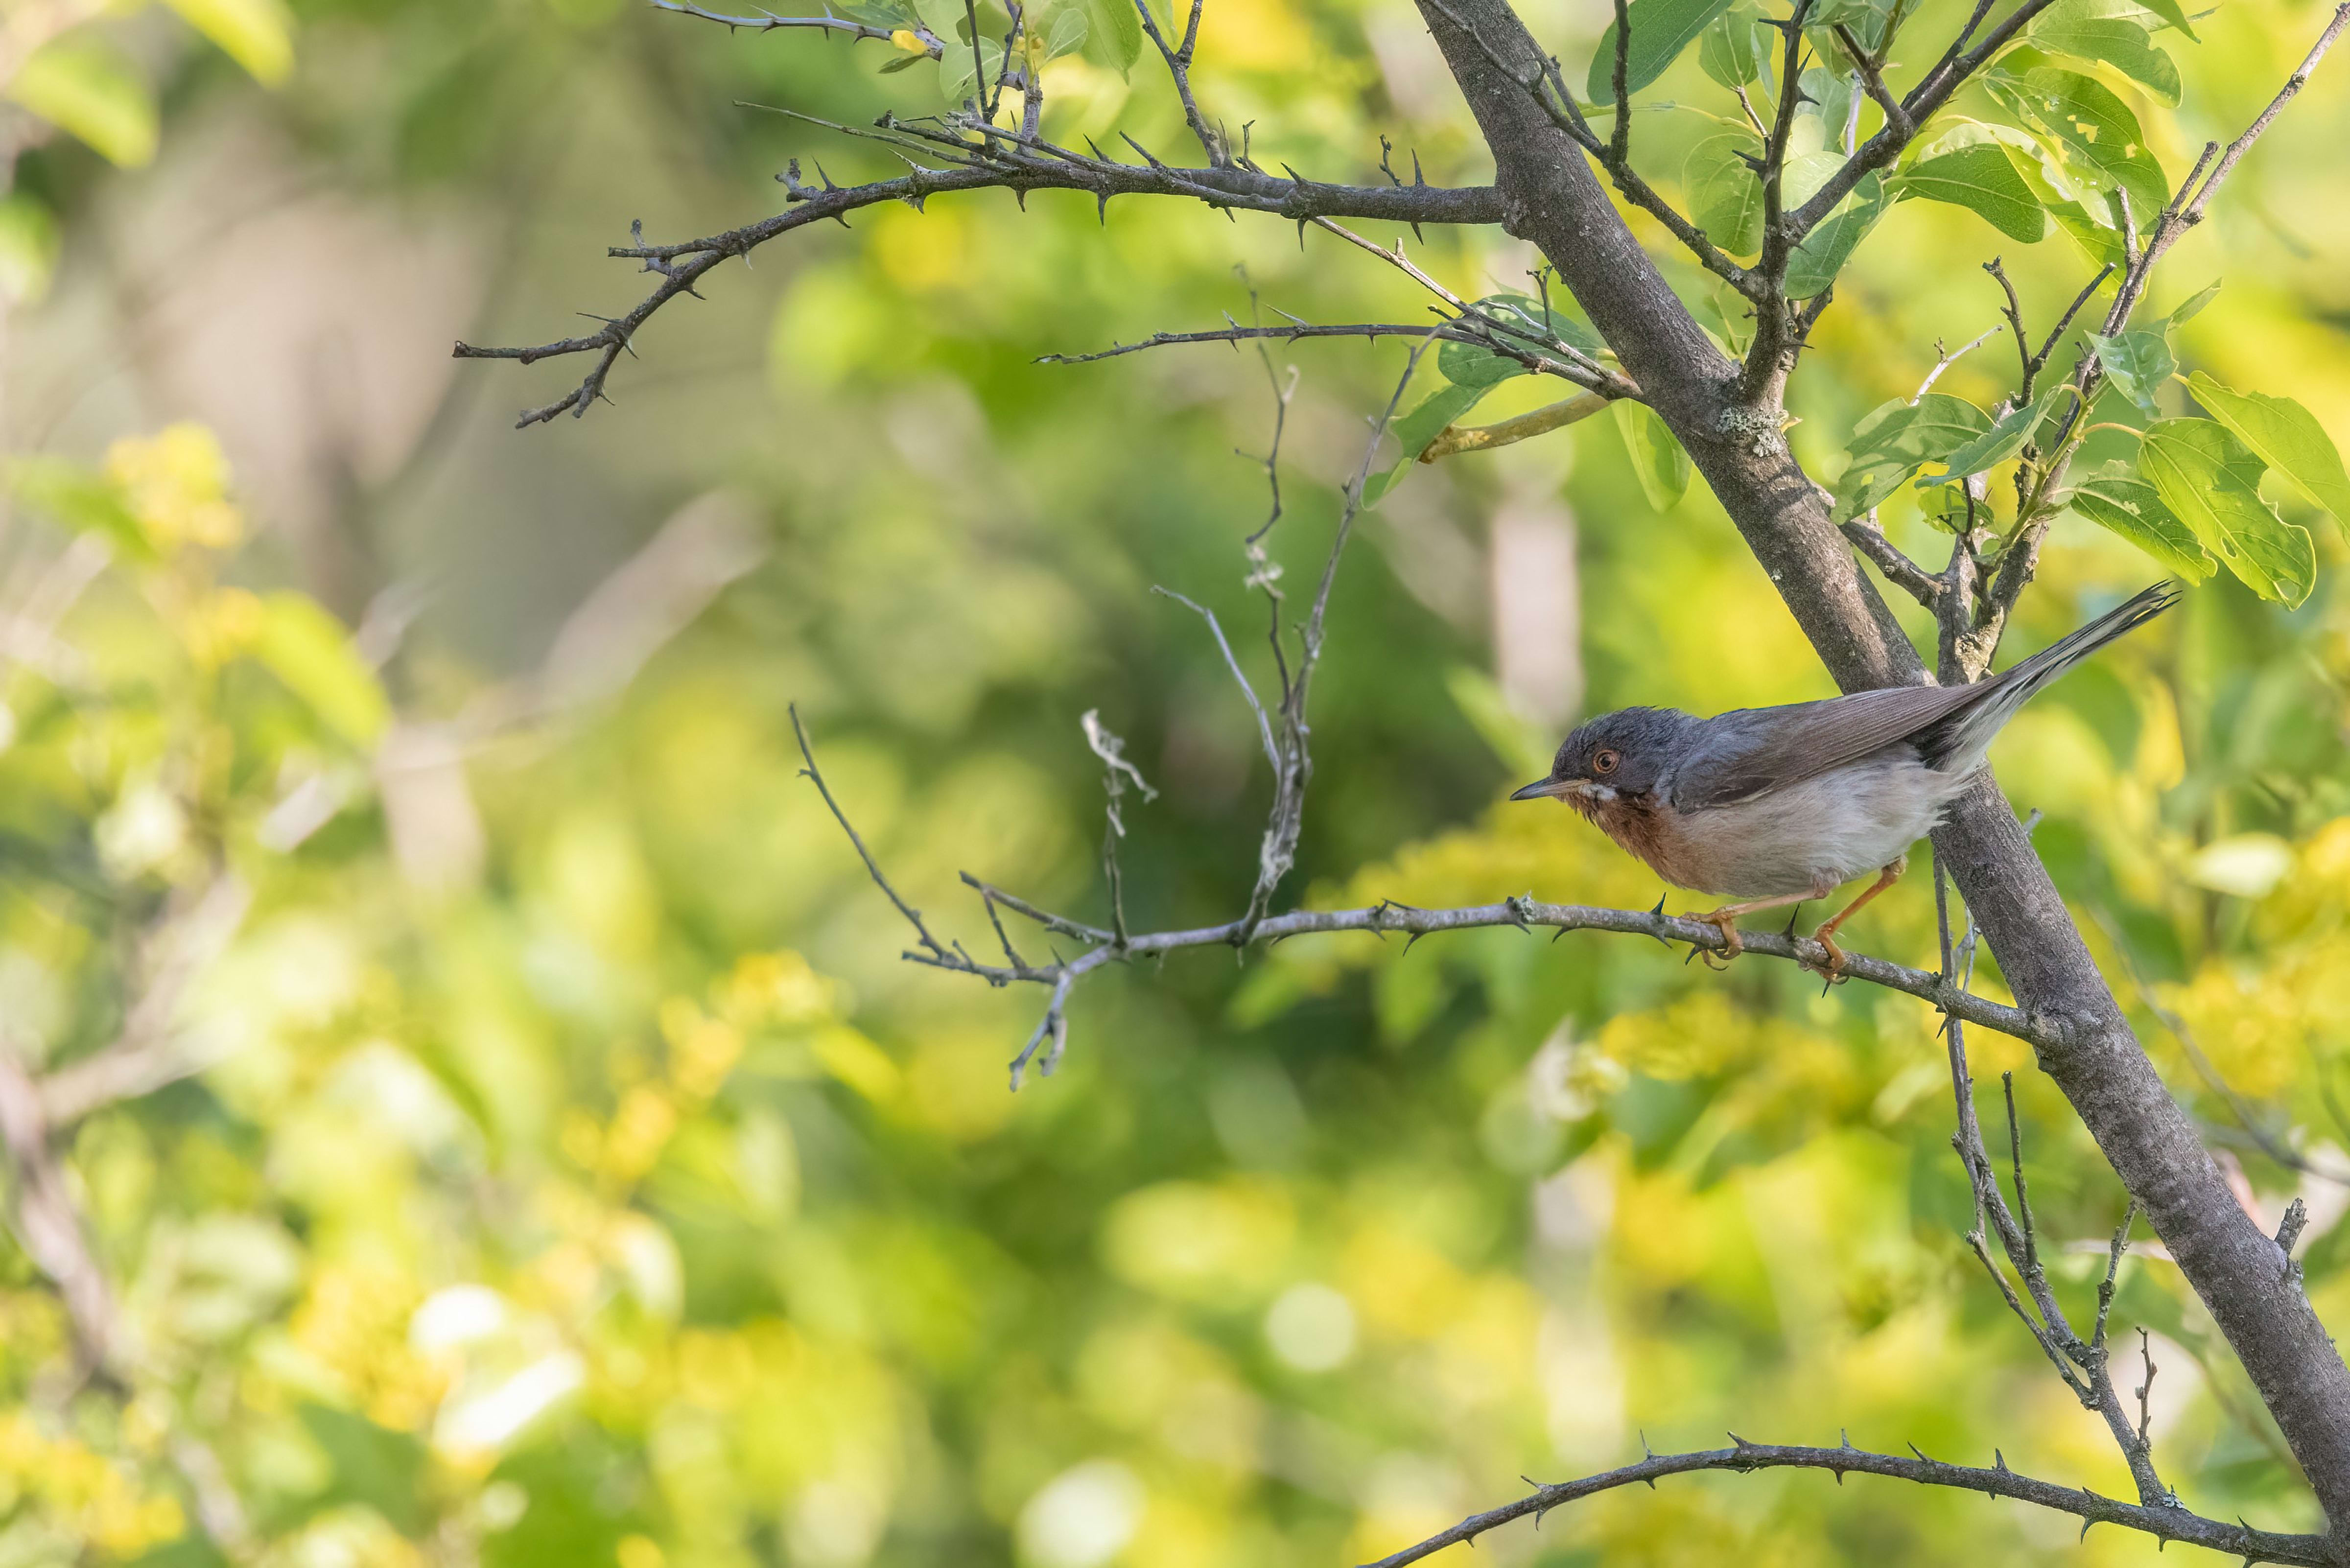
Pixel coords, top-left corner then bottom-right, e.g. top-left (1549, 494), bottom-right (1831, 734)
top-left (1692, 890), bottom-right (1814, 969)
top-left (1808, 856), bottom-right (1907, 978)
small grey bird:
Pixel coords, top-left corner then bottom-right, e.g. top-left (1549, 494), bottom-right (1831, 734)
top-left (1510, 583), bottom-right (2178, 971)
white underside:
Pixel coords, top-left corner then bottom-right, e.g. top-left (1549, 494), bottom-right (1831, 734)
top-left (1673, 750), bottom-right (1980, 898)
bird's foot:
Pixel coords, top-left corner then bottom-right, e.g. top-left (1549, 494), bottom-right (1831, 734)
top-left (1696, 910), bottom-right (1745, 970)
top-left (1804, 928), bottom-right (1851, 982)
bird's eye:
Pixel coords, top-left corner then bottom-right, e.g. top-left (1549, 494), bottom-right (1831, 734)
top-left (1592, 749), bottom-right (1620, 776)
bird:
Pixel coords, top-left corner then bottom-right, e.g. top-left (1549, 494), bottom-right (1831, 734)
top-left (1509, 582), bottom-right (2179, 973)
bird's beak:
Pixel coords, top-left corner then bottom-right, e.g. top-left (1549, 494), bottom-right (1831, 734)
top-left (1510, 776), bottom-right (1586, 802)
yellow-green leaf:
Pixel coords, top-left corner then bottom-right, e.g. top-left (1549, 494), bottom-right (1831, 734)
top-left (0, 194), bottom-right (60, 306)
top-left (1685, 133), bottom-right (1763, 257)
top-left (251, 593), bottom-right (391, 746)
top-left (2028, 0), bottom-right (2179, 105)
top-left (1897, 143), bottom-right (2046, 243)
top-left (1588, 0), bottom-right (1737, 99)
top-left (166, 0), bottom-right (296, 85)
top-left (1613, 399), bottom-right (1691, 512)
top-left (2184, 372), bottom-right (2350, 540)
top-left (2139, 419), bottom-right (2314, 606)
top-left (2068, 462), bottom-right (2212, 580)
top-left (8, 41), bottom-right (158, 168)
top-left (1830, 394), bottom-right (1991, 522)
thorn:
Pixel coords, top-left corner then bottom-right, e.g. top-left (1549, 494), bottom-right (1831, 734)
top-left (1841, 1430), bottom-right (1855, 1451)
top-left (1728, 1431), bottom-right (1752, 1449)
top-left (1783, 901), bottom-right (1803, 936)
top-left (1994, 1449), bottom-right (2008, 1472)
top-left (1907, 1441), bottom-right (1929, 1463)
top-left (1685, 944), bottom-right (1701, 965)
top-left (2081, 1518), bottom-right (2094, 1543)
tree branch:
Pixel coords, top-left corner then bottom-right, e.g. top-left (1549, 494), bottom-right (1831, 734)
top-left (1359, 1439), bottom-right (2321, 1568)
top-left (458, 141), bottom-right (1506, 424)
top-left (652, 0), bottom-right (949, 53)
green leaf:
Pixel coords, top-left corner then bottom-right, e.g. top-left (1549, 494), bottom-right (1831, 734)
top-left (1786, 173), bottom-right (1888, 300)
top-left (1439, 294), bottom-right (1603, 388)
top-left (1830, 394), bottom-right (1993, 521)
top-left (1438, 337), bottom-right (1524, 390)
top-left (1896, 144), bottom-right (2046, 242)
top-left (1044, 3), bottom-right (1089, 57)
top-left (1794, 64), bottom-right (1859, 150)
top-left (938, 42), bottom-right (985, 105)
top-left (1363, 382), bottom-right (1490, 505)
top-left (1922, 388), bottom-right (2060, 483)
top-left (0, 195), bottom-right (60, 307)
top-left (834, 0), bottom-right (918, 23)
top-left (6, 457), bottom-right (150, 559)
top-left (2067, 462), bottom-right (2213, 579)
top-left (1990, 68), bottom-right (2168, 226)
top-left (250, 592), bottom-right (392, 746)
top-left (164, 0), bottom-right (296, 85)
top-left (2185, 371), bottom-right (2350, 538)
top-left (2045, 197), bottom-right (2129, 267)
top-left (878, 51), bottom-right (925, 71)
top-left (2167, 280), bottom-right (2219, 324)
top-left (2028, 0), bottom-right (2179, 105)
top-left (7, 40), bottom-right (159, 168)
top-left (1697, 4), bottom-right (1762, 88)
top-left (2139, 419), bottom-right (2315, 605)
top-left (2131, 0), bottom-right (2198, 40)
top-left (1081, 0), bottom-right (1143, 74)
top-left (2088, 329), bottom-right (2174, 415)
top-left (1684, 133), bottom-right (1763, 257)
top-left (1586, 0), bottom-right (1737, 100)
top-left (1613, 400), bottom-right (1692, 512)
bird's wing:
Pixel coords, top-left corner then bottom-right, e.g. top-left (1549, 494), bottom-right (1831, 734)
top-left (1668, 685), bottom-right (1982, 809)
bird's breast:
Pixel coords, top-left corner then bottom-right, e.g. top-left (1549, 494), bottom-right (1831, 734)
top-left (1577, 794), bottom-right (1716, 891)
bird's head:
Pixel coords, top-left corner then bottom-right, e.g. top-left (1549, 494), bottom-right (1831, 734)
top-left (1510, 706), bottom-right (1691, 809)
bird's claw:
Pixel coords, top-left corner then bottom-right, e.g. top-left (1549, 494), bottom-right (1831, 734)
top-left (1803, 930), bottom-right (1851, 983)
top-left (1697, 911), bottom-right (1743, 970)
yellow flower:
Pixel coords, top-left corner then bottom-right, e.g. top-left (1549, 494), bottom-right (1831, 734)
top-left (104, 423), bottom-right (243, 552)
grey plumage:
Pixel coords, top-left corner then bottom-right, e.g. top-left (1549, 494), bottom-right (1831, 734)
top-left (1666, 581), bottom-right (2180, 810)
top-left (1515, 583), bottom-right (2179, 916)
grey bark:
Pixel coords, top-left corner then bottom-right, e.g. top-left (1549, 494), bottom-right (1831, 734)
top-left (1414, 0), bottom-right (2350, 1541)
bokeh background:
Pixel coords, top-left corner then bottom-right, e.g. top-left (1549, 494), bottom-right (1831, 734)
top-left (3, 0), bottom-right (2350, 1563)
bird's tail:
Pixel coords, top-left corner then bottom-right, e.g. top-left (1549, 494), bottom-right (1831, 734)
top-left (1917, 582), bottom-right (2181, 773)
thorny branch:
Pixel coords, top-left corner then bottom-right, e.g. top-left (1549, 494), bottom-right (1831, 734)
top-left (1353, 1438), bottom-right (2327, 1568)
top-left (456, 129), bottom-right (1507, 424)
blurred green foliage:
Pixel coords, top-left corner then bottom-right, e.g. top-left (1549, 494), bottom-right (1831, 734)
top-left (2, 0), bottom-right (2350, 1564)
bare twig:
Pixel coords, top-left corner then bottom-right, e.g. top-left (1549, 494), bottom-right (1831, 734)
top-left (789, 703), bottom-right (953, 963)
top-left (1134, 0), bottom-right (1222, 163)
top-left (1911, 326), bottom-right (2000, 402)
top-left (1356, 1439), bottom-right (2313, 1568)
top-left (653, 0), bottom-right (945, 51)
top-left (1935, 859), bottom-right (2170, 1507)
top-left (460, 147), bottom-right (1506, 424)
